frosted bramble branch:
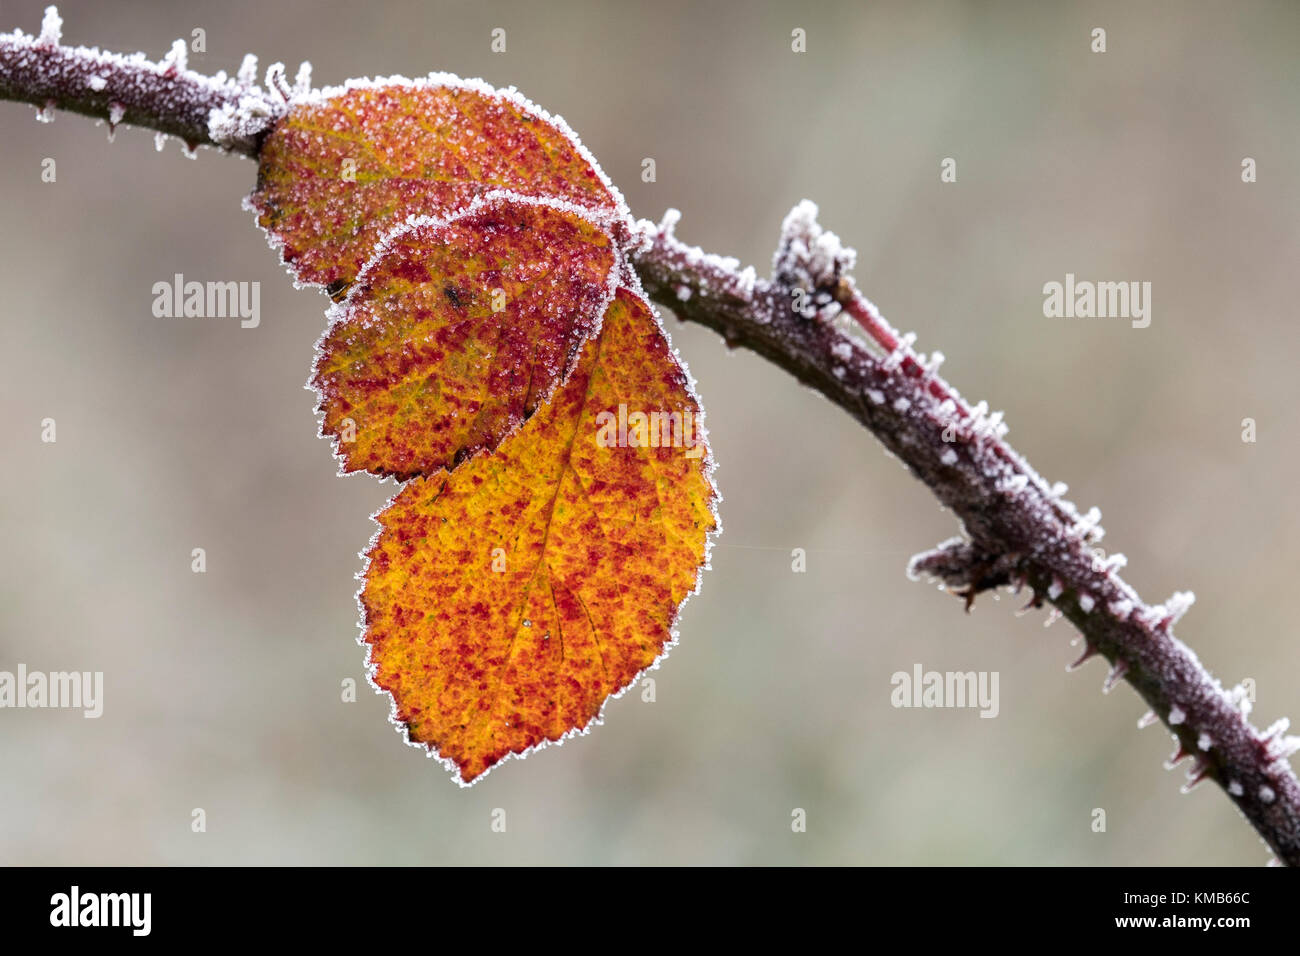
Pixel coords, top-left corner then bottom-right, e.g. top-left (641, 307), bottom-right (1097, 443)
top-left (0, 6), bottom-right (281, 155)
top-left (3, 7), bottom-right (1297, 866)
top-left (630, 208), bottom-right (1300, 866)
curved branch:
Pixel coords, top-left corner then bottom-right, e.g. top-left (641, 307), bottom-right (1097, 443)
top-left (0, 7), bottom-right (281, 155)
top-left (2, 11), bottom-right (1297, 865)
top-left (629, 207), bottom-right (1300, 866)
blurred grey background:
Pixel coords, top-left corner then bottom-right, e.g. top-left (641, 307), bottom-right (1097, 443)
top-left (2, 0), bottom-right (1298, 865)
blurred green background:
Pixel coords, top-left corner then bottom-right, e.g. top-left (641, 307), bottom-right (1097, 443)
top-left (2, 0), bottom-right (1298, 865)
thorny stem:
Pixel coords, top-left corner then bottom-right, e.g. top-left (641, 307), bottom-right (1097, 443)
top-left (3, 13), bottom-right (1298, 866)
top-left (633, 212), bottom-right (1300, 866)
top-left (0, 9), bottom-right (280, 156)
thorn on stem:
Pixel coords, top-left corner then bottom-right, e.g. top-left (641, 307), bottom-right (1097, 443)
top-left (1181, 758), bottom-right (1212, 793)
top-left (1102, 658), bottom-right (1129, 694)
top-left (1067, 643), bottom-right (1098, 672)
top-left (1165, 741), bottom-right (1192, 770)
top-left (266, 62), bottom-right (291, 102)
top-left (1015, 587), bottom-right (1045, 616)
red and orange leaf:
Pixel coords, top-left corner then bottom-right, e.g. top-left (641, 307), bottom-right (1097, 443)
top-left (250, 76), bottom-right (627, 293)
top-left (246, 72), bottom-right (719, 781)
top-left (361, 288), bottom-right (717, 783)
top-left (313, 194), bottom-right (618, 477)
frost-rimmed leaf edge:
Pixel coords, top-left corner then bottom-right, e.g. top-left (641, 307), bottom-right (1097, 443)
top-left (244, 71), bottom-right (636, 297)
top-left (352, 279), bottom-right (722, 786)
top-left (308, 189), bottom-right (626, 480)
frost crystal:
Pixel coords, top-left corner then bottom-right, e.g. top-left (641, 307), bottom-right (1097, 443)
top-left (940, 448), bottom-right (958, 466)
top-left (1078, 592), bottom-right (1095, 613)
top-left (37, 5), bottom-right (61, 47)
top-left (208, 94), bottom-right (277, 150)
top-left (1197, 732), bottom-right (1212, 751)
top-left (86, 74), bottom-right (106, 91)
top-left (160, 37), bottom-right (187, 74)
top-left (1266, 734), bottom-right (1300, 763)
top-left (1000, 474), bottom-right (1029, 495)
top-left (1228, 780), bottom-right (1244, 797)
top-left (773, 200), bottom-right (856, 294)
top-left (1071, 506), bottom-right (1104, 541)
top-left (1261, 717), bottom-right (1290, 740)
top-left (237, 53), bottom-right (259, 88)
top-left (1259, 785), bottom-right (1276, 804)
top-left (1227, 683), bottom-right (1254, 718)
top-left (645, 208), bottom-right (759, 308)
top-left (734, 265), bottom-right (758, 302)
top-left (1164, 590), bottom-right (1195, 626)
top-left (1169, 705), bottom-right (1186, 725)
top-left (293, 61), bottom-right (313, 95)
top-left (984, 410), bottom-right (1007, 439)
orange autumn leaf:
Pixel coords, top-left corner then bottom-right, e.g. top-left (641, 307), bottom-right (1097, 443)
top-left (250, 77), bottom-right (627, 295)
top-left (247, 74), bottom-right (718, 782)
top-left (312, 194), bottom-right (618, 477)
top-left (360, 288), bottom-right (717, 784)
